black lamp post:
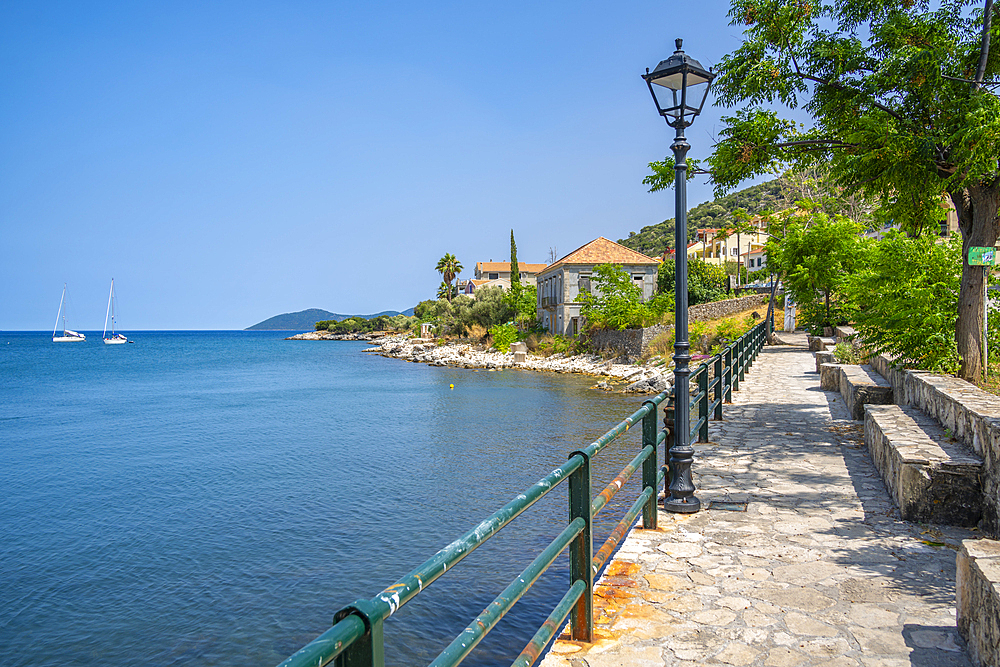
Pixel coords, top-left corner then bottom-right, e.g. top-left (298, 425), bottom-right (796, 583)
top-left (643, 39), bottom-right (715, 514)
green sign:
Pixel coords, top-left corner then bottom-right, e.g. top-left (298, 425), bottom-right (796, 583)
top-left (969, 246), bottom-right (996, 266)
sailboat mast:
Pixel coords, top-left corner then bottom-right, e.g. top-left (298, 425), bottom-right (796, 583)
top-left (104, 279), bottom-right (113, 338)
top-left (54, 284), bottom-right (66, 337)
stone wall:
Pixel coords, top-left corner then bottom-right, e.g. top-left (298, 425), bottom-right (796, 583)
top-left (587, 328), bottom-right (646, 358)
top-left (689, 294), bottom-right (767, 322)
top-left (869, 352), bottom-right (1000, 537)
top-left (586, 295), bottom-right (766, 358)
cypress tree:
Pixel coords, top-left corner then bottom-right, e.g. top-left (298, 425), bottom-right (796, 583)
top-left (510, 229), bottom-right (520, 288)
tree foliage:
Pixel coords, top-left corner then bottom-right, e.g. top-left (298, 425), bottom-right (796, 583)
top-left (694, 0), bottom-right (1000, 379)
top-left (842, 231), bottom-right (962, 373)
top-left (435, 253), bottom-right (463, 303)
top-left (768, 211), bottom-right (861, 331)
top-left (411, 289), bottom-right (514, 338)
top-left (316, 314), bottom-right (413, 333)
top-left (580, 264), bottom-right (668, 330)
top-left (657, 258), bottom-right (729, 306)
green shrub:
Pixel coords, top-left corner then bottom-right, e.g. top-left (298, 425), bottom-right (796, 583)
top-left (833, 341), bottom-right (867, 365)
top-left (842, 231), bottom-right (960, 373)
top-left (489, 323), bottom-right (519, 352)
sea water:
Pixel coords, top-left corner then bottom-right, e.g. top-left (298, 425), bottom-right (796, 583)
top-left (0, 331), bottom-right (649, 666)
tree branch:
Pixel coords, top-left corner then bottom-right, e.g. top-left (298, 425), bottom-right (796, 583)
top-left (976, 0), bottom-right (994, 90)
top-left (787, 45), bottom-right (906, 122)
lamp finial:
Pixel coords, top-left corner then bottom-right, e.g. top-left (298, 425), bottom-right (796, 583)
top-left (675, 38), bottom-right (683, 51)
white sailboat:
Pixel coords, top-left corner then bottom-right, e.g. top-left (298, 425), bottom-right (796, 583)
top-left (103, 279), bottom-right (128, 344)
top-left (53, 284), bottom-right (86, 342)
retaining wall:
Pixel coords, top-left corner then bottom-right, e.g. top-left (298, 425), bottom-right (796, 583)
top-left (689, 294), bottom-right (767, 322)
top-left (587, 294), bottom-right (768, 357)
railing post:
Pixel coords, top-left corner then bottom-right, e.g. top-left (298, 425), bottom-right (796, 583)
top-left (567, 451), bottom-right (593, 642)
top-left (738, 334), bottom-right (747, 383)
top-left (732, 338), bottom-right (741, 392)
top-left (663, 390), bottom-right (700, 513)
top-left (641, 400), bottom-right (658, 529)
top-left (698, 366), bottom-right (709, 443)
top-left (333, 600), bottom-right (384, 667)
top-left (713, 353), bottom-right (723, 420)
top-left (724, 346), bottom-right (733, 402)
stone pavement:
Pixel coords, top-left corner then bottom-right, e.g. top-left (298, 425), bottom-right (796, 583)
top-left (539, 334), bottom-right (978, 667)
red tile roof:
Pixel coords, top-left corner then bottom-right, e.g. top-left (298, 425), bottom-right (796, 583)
top-left (475, 261), bottom-right (549, 274)
top-left (544, 237), bottom-right (659, 271)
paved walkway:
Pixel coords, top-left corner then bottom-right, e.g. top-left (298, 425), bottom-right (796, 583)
top-left (540, 335), bottom-right (977, 667)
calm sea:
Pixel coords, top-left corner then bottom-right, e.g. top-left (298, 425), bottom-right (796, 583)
top-left (0, 331), bottom-right (649, 667)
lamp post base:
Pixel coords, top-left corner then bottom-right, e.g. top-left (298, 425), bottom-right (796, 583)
top-left (664, 496), bottom-right (701, 513)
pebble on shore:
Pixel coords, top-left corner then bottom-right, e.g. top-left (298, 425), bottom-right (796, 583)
top-left (285, 330), bottom-right (673, 394)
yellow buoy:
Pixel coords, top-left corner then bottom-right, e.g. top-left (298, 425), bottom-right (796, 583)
top-left (450, 384), bottom-right (454, 389)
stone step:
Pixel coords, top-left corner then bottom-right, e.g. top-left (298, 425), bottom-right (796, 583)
top-left (807, 335), bottom-right (836, 351)
top-left (814, 350), bottom-right (834, 374)
top-left (957, 539), bottom-right (1000, 667)
top-left (865, 404), bottom-right (983, 526)
top-left (820, 362), bottom-right (894, 420)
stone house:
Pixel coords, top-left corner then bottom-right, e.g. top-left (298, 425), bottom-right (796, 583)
top-left (536, 237), bottom-right (660, 335)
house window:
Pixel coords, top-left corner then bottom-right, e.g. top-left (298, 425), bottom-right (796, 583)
top-left (579, 274), bottom-right (591, 294)
top-left (731, 248), bottom-right (738, 256)
top-left (488, 272), bottom-right (499, 280)
top-left (757, 257), bottom-right (762, 267)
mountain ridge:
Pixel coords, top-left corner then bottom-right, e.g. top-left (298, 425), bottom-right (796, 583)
top-left (246, 307), bottom-right (415, 331)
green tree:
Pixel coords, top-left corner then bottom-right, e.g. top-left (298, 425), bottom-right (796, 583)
top-left (843, 231), bottom-right (962, 372)
top-left (435, 253), bottom-right (463, 303)
top-left (510, 230), bottom-right (520, 290)
top-left (470, 286), bottom-right (515, 329)
top-left (770, 211), bottom-right (861, 331)
top-left (437, 281), bottom-right (458, 300)
top-left (683, 0), bottom-right (1000, 380)
top-left (657, 258), bottom-right (729, 306)
top-left (580, 263), bottom-right (652, 330)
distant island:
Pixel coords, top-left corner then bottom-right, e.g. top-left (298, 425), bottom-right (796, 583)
top-left (246, 307), bottom-right (415, 331)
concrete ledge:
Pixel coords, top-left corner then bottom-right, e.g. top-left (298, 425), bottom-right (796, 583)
top-left (957, 539), bottom-right (1000, 667)
top-left (819, 362), bottom-right (844, 391)
top-left (834, 325), bottom-right (857, 342)
top-left (904, 372), bottom-right (1000, 535)
top-left (808, 335), bottom-right (835, 351)
top-left (815, 350), bottom-right (835, 374)
top-left (841, 365), bottom-right (894, 421)
top-left (865, 404), bottom-right (982, 526)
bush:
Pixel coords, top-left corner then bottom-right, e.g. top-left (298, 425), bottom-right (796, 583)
top-left (833, 341), bottom-right (867, 364)
top-left (489, 323), bottom-right (519, 352)
top-left (646, 330), bottom-right (675, 359)
top-left (842, 231), bottom-right (960, 372)
top-left (580, 264), bottom-right (669, 331)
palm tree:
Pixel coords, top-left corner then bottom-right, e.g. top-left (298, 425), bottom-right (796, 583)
top-left (435, 253), bottom-right (463, 302)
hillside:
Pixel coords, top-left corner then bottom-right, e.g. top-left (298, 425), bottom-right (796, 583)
top-left (246, 308), bottom-right (415, 330)
top-left (618, 179), bottom-right (801, 258)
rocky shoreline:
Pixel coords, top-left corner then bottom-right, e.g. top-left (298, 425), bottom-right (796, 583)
top-left (285, 330), bottom-right (673, 394)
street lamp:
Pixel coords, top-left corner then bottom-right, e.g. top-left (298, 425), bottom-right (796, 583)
top-left (643, 39), bottom-right (715, 514)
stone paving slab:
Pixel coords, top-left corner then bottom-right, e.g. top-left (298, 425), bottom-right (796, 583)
top-left (539, 336), bottom-right (978, 667)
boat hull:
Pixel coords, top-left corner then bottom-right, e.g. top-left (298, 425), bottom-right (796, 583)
top-left (103, 337), bottom-right (128, 345)
top-left (53, 336), bottom-right (86, 342)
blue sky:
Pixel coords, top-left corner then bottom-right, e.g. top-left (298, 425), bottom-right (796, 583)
top-left (1, 1), bottom-right (759, 330)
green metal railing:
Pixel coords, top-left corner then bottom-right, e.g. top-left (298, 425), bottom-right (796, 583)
top-left (277, 317), bottom-right (771, 667)
top-left (665, 318), bottom-right (769, 448)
